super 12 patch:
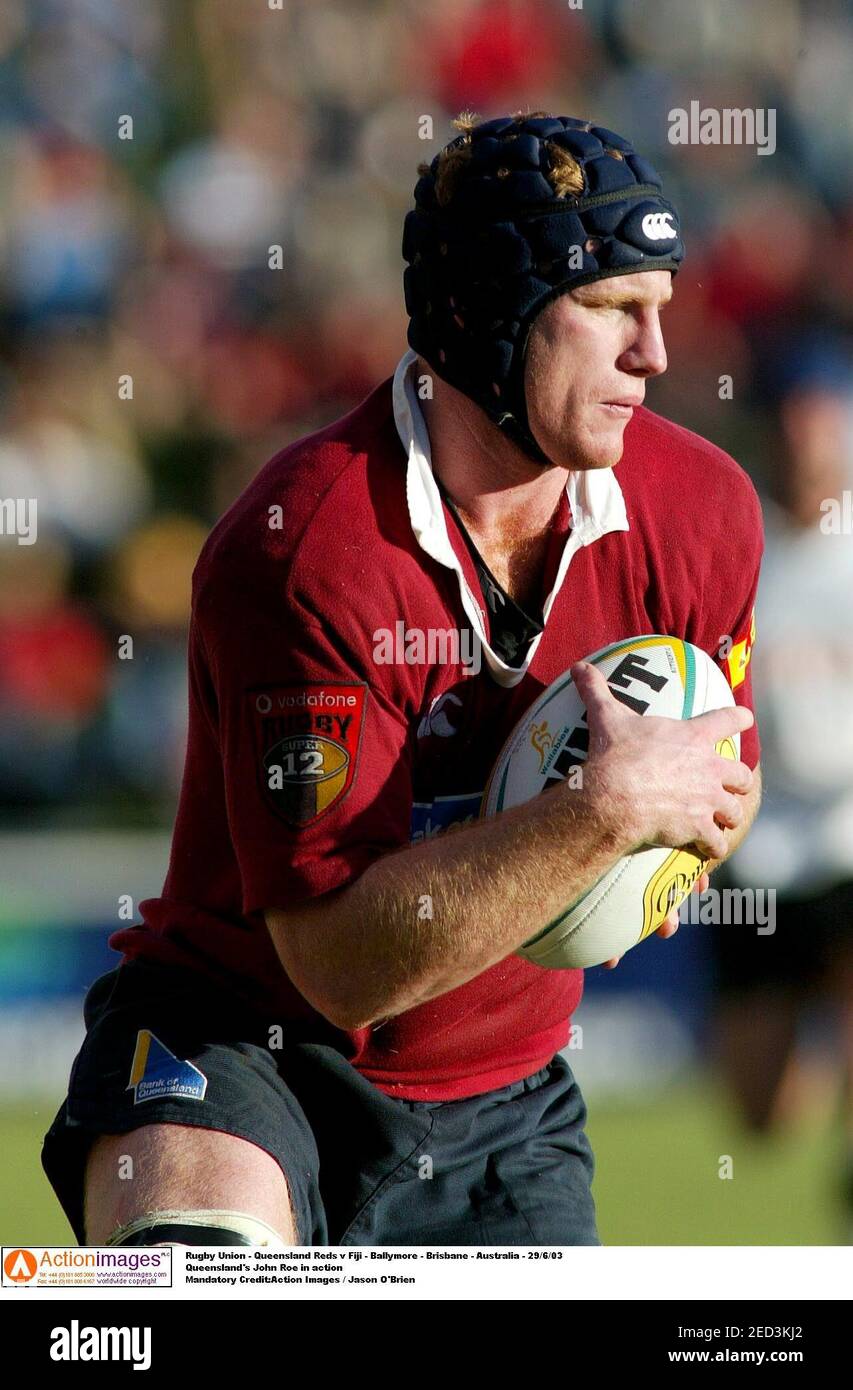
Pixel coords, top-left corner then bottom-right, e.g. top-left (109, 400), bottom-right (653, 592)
top-left (249, 683), bottom-right (367, 828)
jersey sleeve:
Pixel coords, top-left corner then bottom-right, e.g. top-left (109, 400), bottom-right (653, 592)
top-left (191, 556), bottom-right (414, 916)
top-left (697, 475), bottom-right (763, 770)
top-left (719, 563), bottom-right (760, 769)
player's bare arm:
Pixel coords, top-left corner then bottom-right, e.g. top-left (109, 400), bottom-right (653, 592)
top-left (265, 696), bottom-right (753, 1030)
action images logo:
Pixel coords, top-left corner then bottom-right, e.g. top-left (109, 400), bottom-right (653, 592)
top-left (3, 1246), bottom-right (171, 1289)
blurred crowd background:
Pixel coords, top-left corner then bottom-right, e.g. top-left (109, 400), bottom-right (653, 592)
top-left (2, 0), bottom-right (853, 1245)
top-left (0, 0), bottom-right (852, 822)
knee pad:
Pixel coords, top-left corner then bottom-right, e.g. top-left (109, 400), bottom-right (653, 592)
top-left (106, 1209), bottom-right (289, 1247)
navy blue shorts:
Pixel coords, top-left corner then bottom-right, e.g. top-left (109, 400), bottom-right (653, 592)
top-left (42, 960), bottom-right (600, 1247)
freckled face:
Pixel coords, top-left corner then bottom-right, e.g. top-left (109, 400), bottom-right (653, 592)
top-left (523, 270), bottom-right (673, 470)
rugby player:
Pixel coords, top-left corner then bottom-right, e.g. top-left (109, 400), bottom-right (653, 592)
top-left (43, 112), bottom-right (762, 1248)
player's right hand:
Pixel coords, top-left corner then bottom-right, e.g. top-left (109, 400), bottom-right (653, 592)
top-left (570, 660), bottom-right (754, 862)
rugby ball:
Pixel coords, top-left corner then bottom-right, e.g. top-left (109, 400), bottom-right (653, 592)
top-left (481, 635), bottom-right (739, 969)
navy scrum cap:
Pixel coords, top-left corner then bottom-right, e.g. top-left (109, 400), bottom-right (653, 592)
top-left (403, 112), bottom-right (684, 464)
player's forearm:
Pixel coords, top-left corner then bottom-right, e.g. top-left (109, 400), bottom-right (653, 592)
top-left (266, 778), bottom-right (632, 1030)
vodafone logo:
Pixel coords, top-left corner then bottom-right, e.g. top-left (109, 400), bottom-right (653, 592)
top-left (641, 211), bottom-right (676, 240)
top-left (4, 1248), bottom-right (37, 1282)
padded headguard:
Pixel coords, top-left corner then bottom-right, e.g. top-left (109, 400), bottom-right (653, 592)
top-left (403, 113), bottom-right (684, 464)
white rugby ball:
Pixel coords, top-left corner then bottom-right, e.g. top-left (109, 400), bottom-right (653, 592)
top-left (481, 635), bottom-right (740, 969)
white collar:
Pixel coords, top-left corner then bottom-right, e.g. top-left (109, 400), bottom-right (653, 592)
top-left (391, 348), bottom-right (630, 686)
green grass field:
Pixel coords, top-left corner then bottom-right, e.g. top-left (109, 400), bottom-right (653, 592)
top-left (588, 1080), bottom-right (844, 1245)
top-left (1, 1076), bottom-right (845, 1246)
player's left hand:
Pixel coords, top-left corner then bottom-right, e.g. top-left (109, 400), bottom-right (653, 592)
top-left (601, 870), bottom-right (711, 969)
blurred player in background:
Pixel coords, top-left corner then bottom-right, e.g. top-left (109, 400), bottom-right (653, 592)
top-left (710, 340), bottom-right (853, 1241)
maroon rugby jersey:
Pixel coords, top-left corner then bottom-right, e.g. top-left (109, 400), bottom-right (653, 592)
top-left (111, 351), bottom-right (762, 1100)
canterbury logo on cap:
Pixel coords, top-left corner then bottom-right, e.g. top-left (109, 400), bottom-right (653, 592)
top-left (641, 211), bottom-right (677, 241)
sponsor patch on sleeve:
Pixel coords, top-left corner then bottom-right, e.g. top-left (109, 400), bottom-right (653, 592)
top-left (128, 1030), bottom-right (207, 1105)
top-left (249, 683), bottom-right (367, 828)
top-left (726, 607), bottom-right (756, 690)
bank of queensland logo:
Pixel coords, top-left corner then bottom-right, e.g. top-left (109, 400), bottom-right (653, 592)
top-left (250, 682), bottom-right (367, 828)
top-left (128, 1030), bottom-right (207, 1106)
